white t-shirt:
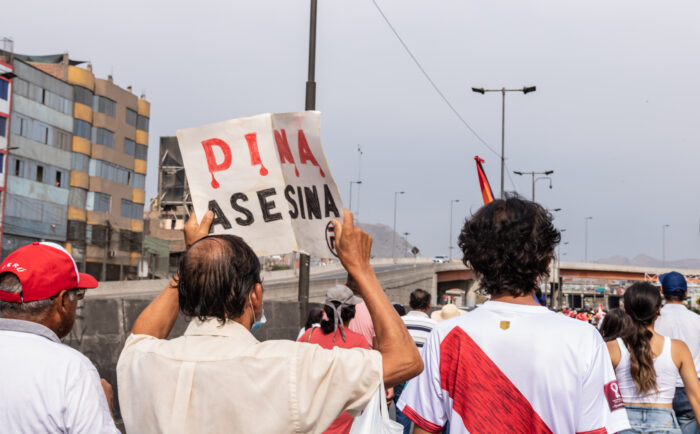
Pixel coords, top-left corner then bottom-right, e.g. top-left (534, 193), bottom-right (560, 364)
top-left (397, 301), bottom-right (630, 434)
top-left (0, 319), bottom-right (118, 434)
top-left (655, 303), bottom-right (700, 386)
top-left (402, 310), bottom-right (438, 349)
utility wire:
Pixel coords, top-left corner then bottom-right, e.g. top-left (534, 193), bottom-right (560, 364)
top-left (370, 0), bottom-right (500, 159)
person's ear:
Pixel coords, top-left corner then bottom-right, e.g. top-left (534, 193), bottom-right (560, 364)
top-left (55, 290), bottom-right (72, 315)
top-left (250, 283), bottom-right (263, 310)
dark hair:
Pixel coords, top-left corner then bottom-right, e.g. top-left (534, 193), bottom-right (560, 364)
top-left (177, 235), bottom-right (261, 324)
top-left (320, 302), bottom-right (356, 334)
top-left (622, 282), bottom-right (662, 394)
top-left (393, 303), bottom-right (406, 316)
top-left (409, 289), bottom-right (431, 310)
top-left (304, 307), bottom-right (324, 330)
top-left (458, 195), bottom-right (560, 297)
top-left (664, 293), bottom-right (686, 302)
top-left (599, 308), bottom-right (630, 342)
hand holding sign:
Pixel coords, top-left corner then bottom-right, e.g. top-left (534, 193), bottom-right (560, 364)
top-left (332, 209), bottom-right (373, 277)
top-left (184, 210), bottom-right (214, 248)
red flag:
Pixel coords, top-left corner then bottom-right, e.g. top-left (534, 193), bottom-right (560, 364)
top-left (474, 156), bottom-right (495, 204)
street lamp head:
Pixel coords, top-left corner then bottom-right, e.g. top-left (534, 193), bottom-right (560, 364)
top-left (553, 208), bottom-right (562, 212)
top-left (544, 170), bottom-right (554, 175)
top-left (513, 171), bottom-right (523, 176)
top-left (471, 87), bottom-right (485, 94)
top-left (522, 86), bottom-right (537, 94)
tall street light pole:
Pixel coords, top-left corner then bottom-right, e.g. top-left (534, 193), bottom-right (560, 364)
top-left (513, 170), bottom-right (553, 201)
top-left (348, 180), bottom-right (361, 212)
top-left (584, 216), bottom-right (593, 263)
top-left (392, 191), bottom-right (405, 263)
top-left (472, 85), bottom-right (537, 198)
top-left (449, 199), bottom-right (460, 261)
top-left (299, 0), bottom-right (318, 323)
top-left (662, 224), bottom-right (670, 266)
top-left (356, 145), bottom-right (362, 223)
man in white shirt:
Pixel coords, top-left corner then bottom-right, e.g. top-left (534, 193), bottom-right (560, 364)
top-left (655, 271), bottom-right (700, 434)
top-left (0, 242), bottom-right (118, 433)
top-left (117, 209), bottom-right (422, 433)
top-left (402, 289), bottom-right (438, 349)
top-left (397, 196), bottom-right (630, 433)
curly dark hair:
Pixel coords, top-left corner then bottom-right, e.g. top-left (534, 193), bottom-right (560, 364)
top-left (177, 235), bottom-right (261, 324)
top-left (458, 195), bottom-right (560, 297)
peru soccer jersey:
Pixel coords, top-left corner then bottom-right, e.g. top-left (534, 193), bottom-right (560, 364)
top-left (397, 301), bottom-right (630, 433)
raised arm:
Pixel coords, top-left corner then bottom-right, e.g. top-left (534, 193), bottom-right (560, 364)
top-left (130, 211), bottom-right (213, 338)
top-left (333, 209), bottom-right (423, 387)
top-left (674, 340), bottom-right (700, 421)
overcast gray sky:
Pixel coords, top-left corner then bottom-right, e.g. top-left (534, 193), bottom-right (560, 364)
top-left (4, 0), bottom-right (700, 262)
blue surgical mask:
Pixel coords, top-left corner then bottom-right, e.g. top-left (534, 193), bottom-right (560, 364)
top-left (249, 294), bottom-right (266, 334)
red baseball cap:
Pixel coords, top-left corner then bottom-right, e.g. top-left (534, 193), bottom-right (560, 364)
top-left (0, 242), bottom-right (98, 303)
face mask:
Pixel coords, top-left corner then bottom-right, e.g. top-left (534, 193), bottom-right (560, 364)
top-left (249, 293), bottom-right (266, 334)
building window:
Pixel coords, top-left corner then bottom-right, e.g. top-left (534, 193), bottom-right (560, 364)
top-left (14, 159), bottom-right (21, 176)
top-left (68, 188), bottom-right (87, 207)
top-left (53, 129), bottom-right (70, 151)
top-left (89, 159), bottom-right (131, 186)
top-left (71, 153), bottom-right (90, 172)
top-left (36, 165), bottom-right (44, 183)
top-left (121, 199), bottom-right (144, 219)
top-left (135, 144), bottom-right (147, 161)
top-left (126, 108), bottom-right (137, 127)
top-left (73, 119), bottom-right (92, 140)
top-left (95, 96), bottom-right (116, 117)
top-left (74, 86), bottom-right (93, 107)
top-left (0, 116), bottom-right (6, 137)
top-left (130, 173), bottom-right (145, 190)
top-left (55, 171), bottom-right (62, 187)
top-left (124, 138), bottom-right (136, 156)
top-left (87, 191), bottom-right (111, 213)
top-left (94, 127), bottom-right (114, 148)
top-left (13, 78), bottom-right (28, 97)
top-left (0, 153), bottom-right (4, 174)
top-left (136, 115), bottom-right (149, 132)
top-left (0, 79), bottom-right (8, 101)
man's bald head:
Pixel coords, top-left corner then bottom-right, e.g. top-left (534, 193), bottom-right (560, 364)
top-left (178, 235), bottom-right (261, 324)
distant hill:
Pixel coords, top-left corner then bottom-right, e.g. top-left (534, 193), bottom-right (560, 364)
top-left (595, 254), bottom-right (700, 270)
top-left (357, 222), bottom-right (416, 259)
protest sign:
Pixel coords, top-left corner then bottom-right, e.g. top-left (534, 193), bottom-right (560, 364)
top-left (176, 111), bottom-right (343, 258)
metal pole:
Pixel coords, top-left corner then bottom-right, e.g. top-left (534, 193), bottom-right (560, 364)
top-left (348, 181), bottom-right (353, 212)
top-left (531, 173), bottom-right (536, 201)
top-left (585, 219), bottom-right (588, 263)
top-left (449, 201), bottom-right (453, 261)
top-left (500, 88), bottom-right (506, 199)
top-left (299, 0), bottom-right (318, 324)
top-left (357, 145), bottom-right (362, 224)
top-left (662, 224), bottom-right (669, 266)
top-left (403, 232), bottom-right (410, 258)
top-left (392, 192), bottom-right (398, 263)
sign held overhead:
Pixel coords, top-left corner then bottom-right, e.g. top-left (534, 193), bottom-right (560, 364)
top-left (177, 111), bottom-right (343, 257)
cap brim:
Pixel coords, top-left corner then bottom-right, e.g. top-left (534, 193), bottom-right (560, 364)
top-left (77, 273), bottom-right (99, 289)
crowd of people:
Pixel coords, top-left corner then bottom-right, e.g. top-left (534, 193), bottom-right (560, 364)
top-left (1, 195), bottom-right (699, 433)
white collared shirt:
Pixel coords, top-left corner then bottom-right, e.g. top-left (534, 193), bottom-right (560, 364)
top-left (655, 303), bottom-right (700, 386)
top-left (402, 310), bottom-right (438, 349)
top-left (0, 318), bottom-right (118, 434)
top-left (117, 318), bottom-right (383, 434)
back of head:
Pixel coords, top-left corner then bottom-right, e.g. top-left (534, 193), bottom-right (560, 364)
top-left (320, 302), bottom-right (356, 334)
top-left (409, 289), bottom-right (430, 311)
top-left (304, 307), bottom-right (324, 329)
top-left (622, 282), bottom-right (662, 394)
top-left (178, 235), bottom-right (261, 324)
top-left (0, 273), bottom-right (52, 318)
top-left (660, 271), bottom-right (687, 302)
top-left (458, 195), bottom-right (560, 297)
top-left (599, 308), bottom-right (630, 342)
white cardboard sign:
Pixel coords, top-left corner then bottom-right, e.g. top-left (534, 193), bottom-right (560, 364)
top-left (176, 111), bottom-right (343, 257)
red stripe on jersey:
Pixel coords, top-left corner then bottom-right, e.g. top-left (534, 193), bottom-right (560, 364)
top-left (439, 327), bottom-right (553, 433)
top-left (400, 404), bottom-right (444, 433)
top-left (576, 429), bottom-right (608, 434)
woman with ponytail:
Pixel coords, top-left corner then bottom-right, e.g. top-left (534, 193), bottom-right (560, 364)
top-left (298, 285), bottom-right (368, 434)
top-left (607, 282), bottom-right (700, 433)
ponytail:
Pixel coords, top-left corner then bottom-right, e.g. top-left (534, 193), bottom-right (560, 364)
top-left (622, 282), bottom-right (661, 394)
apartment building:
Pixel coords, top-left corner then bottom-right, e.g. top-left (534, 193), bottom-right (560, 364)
top-left (0, 50), bottom-right (150, 280)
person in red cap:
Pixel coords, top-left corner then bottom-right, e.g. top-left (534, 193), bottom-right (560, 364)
top-left (0, 242), bottom-right (118, 433)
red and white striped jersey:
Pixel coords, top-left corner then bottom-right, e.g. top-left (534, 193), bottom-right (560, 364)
top-left (397, 301), bottom-right (630, 433)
